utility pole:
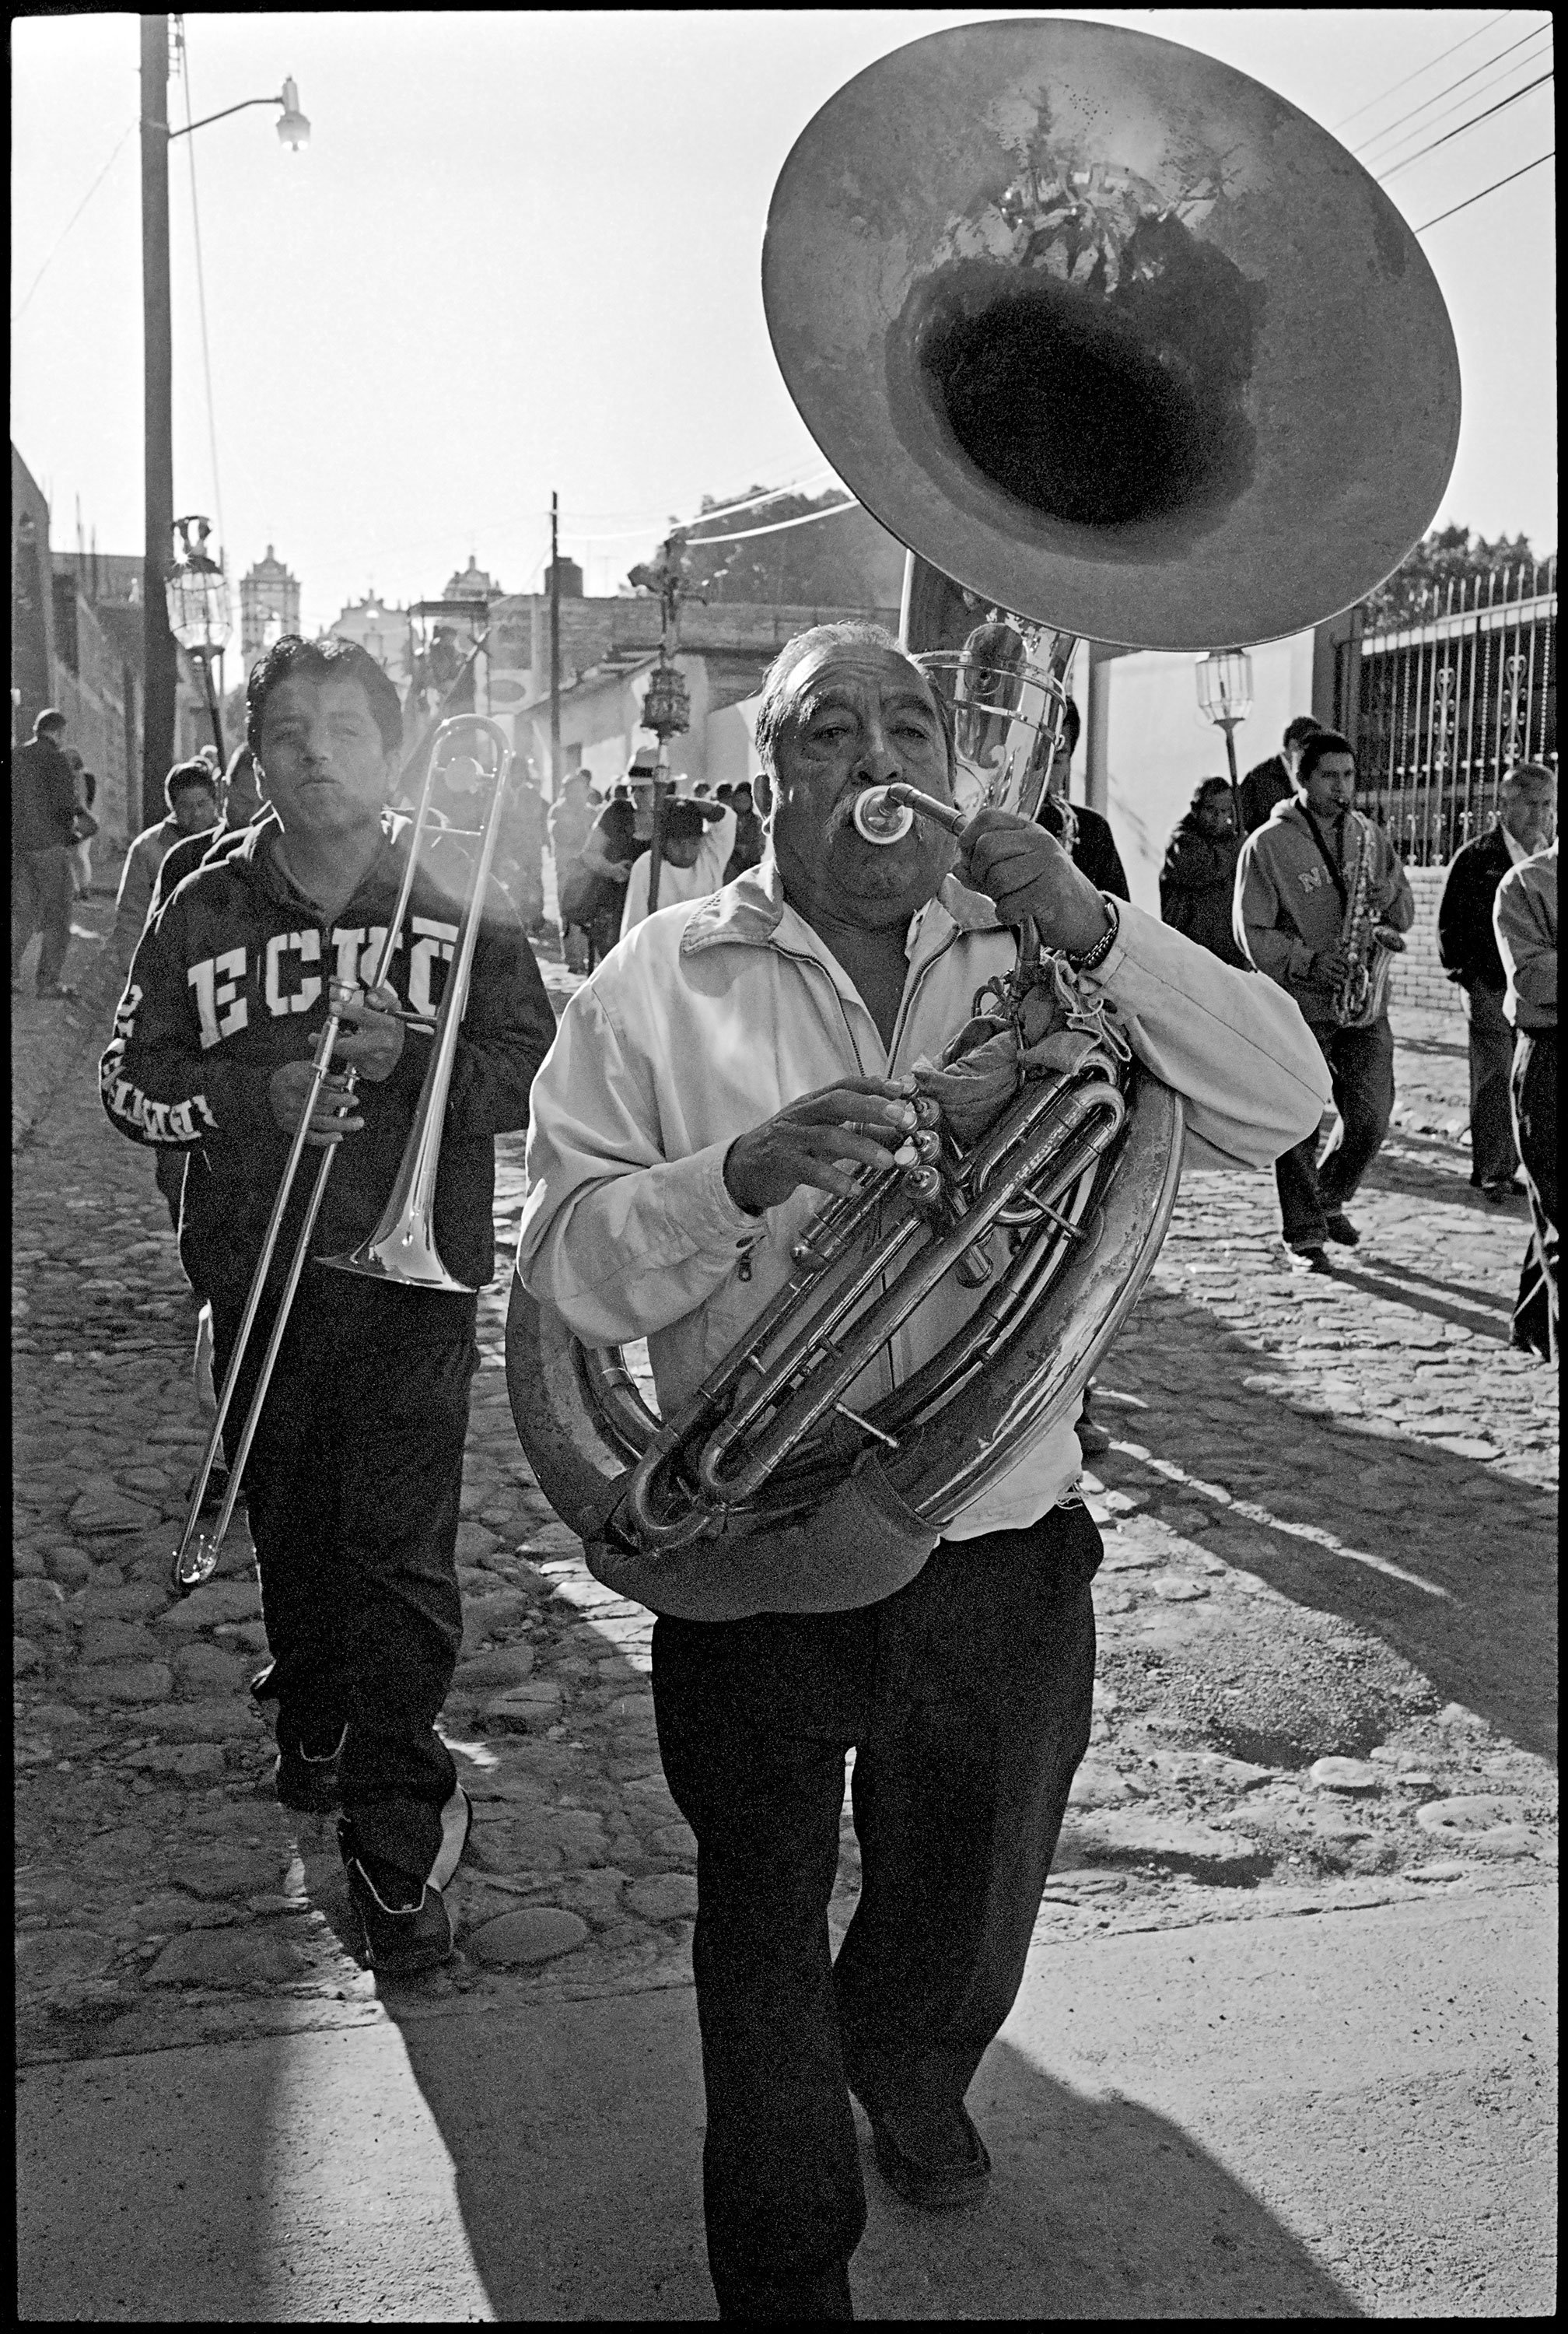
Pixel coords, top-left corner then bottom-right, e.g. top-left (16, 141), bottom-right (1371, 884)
top-left (141, 13), bottom-right (178, 827)
top-left (548, 491), bottom-right (562, 801)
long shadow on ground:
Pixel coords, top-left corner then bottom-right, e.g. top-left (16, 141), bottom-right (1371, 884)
top-left (1100, 1290), bottom-right (1556, 1761)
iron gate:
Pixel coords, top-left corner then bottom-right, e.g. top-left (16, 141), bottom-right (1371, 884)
top-left (1336, 562), bottom-right (1557, 865)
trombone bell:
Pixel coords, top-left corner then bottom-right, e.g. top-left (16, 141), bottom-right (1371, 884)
top-left (324, 714), bottom-right (513, 1292)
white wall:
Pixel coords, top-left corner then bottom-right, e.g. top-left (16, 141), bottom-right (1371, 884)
top-left (1098, 629), bottom-right (1315, 915)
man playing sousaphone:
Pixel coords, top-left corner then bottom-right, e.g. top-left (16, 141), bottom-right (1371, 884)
top-left (518, 622), bottom-right (1330, 2321)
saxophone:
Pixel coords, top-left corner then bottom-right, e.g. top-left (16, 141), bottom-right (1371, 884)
top-left (1332, 811), bottom-right (1405, 1028)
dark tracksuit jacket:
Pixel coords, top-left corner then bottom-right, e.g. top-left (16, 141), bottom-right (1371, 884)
top-left (100, 813), bottom-right (556, 1310)
top-left (1437, 825), bottom-right (1514, 994)
top-left (98, 814), bottom-right (557, 1877)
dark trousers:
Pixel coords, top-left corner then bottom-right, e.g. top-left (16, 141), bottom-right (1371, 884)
top-left (212, 1267), bottom-right (475, 1883)
top-left (1275, 1016), bottom-right (1395, 1246)
top-left (10, 846), bottom-right (74, 986)
top-left (1465, 981), bottom-right (1519, 1186)
top-left (652, 1503), bottom-right (1102, 2318)
top-left (1510, 1031), bottom-right (1557, 1361)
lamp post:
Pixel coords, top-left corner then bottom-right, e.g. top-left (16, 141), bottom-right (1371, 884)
top-left (1195, 649), bottom-right (1254, 832)
top-left (629, 534), bottom-right (695, 913)
top-left (166, 515), bottom-right (231, 762)
top-left (141, 15), bottom-right (307, 825)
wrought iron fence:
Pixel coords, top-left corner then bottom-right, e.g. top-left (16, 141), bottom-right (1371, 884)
top-left (1336, 560), bottom-right (1557, 866)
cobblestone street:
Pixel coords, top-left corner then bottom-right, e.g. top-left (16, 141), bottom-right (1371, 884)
top-left (13, 906), bottom-right (1558, 2316)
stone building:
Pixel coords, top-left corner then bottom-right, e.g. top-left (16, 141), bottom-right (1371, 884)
top-left (324, 592), bottom-right (412, 690)
top-left (486, 590), bottom-right (901, 796)
top-left (11, 443), bottom-right (206, 861)
top-left (240, 545), bottom-right (301, 662)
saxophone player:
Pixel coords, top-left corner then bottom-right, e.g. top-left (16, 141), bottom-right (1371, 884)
top-left (519, 624), bottom-right (1331, 2321)
top-left (1235, 728), bottom-right (1415, 1270)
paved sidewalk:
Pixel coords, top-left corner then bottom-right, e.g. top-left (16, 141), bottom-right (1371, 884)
top-left (12, 934), bottom-right (1557, 2318)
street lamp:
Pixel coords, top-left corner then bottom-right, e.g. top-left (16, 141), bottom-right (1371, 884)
top-left (166, 515), bottom-right (231, 762)
top-left (141, 16), bottom-right (306, 824)
top-left (1195, 649), bottom-right (1254, 831)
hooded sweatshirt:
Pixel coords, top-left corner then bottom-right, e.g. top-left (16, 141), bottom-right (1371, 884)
top-left (100, 814), bottom-right (556, 1312)
top-left (1234, 794), bottom-right (1413, 1022)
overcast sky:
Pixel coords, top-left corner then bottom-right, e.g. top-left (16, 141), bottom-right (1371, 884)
top-left (11, 9), bottom-right (1556, 638)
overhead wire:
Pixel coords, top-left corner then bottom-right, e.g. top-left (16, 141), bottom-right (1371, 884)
top-left (1351, 21), bottom-right (1550, 159)
top-left (1374, 68), bottom-right (1552, 180)
top-left (1360, 39), bottom-right (1554, 173)
top-left (10, 121), bottom-right (135, 324)
top-left (565, 468), bottom-right (839, 540)
top-left (1329, 10), bottom-right (1511, 131)
top-left (684, 496), bottom-right (860, 546)
top-left (177, 27), bottom-right (229, 575)
top-left (1413, 148), bottom-right (1554, 232)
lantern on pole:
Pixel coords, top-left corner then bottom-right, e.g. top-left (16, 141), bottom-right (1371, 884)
top-left (1195, 649), bottom-right (1254, 829)
top-left (166, 515), bottom-right (232, 762)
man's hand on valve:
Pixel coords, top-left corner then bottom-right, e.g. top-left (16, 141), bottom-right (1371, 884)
top-left (957, 807), bottom-right (1111, 956)
top-left (724, 1077), bottom-right (926, 1215)
top-left (268, 1058), bottom-right (365, 1147)
top-left (334, 980), bottom-right (408, 1083)
top-left (266, 983), bottom-right (408, 1146)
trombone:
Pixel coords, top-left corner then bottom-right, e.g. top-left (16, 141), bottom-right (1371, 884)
top-left (170, 716), bottom-right (515, 1593)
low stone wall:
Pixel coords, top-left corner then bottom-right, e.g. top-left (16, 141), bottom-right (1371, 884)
top-left (1393, 864), bottom-right (1463, 1020)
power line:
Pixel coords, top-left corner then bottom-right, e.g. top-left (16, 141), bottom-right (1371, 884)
top-left (1375, 68), bottom-right (1552, 180)
top-left (1358, 32), bottom-right (1553, 168)
top-left (1353, 23), bottom-right (1551, 159)
top-left (1330, 11), bottom-right (1511, 131)
top-left (1413, 147), bottom-right (1554, 232)
top-left (177, 31), bottom-right (228, 573)
top-left (10, 122), bottom-right (135, 324)
top-left (685, 496), bottom-right (860, 547)
top-left (565, 468), bottom-right (838, 540)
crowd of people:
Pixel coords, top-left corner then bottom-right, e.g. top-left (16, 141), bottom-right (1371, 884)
top-left (8, 632), bottom-right (1556, 2322)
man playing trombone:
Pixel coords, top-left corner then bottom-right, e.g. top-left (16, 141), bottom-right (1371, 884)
top-left (517, 622), bottom-right (1330, 2321)
top-left (100, 637), bottom-right (556, 1976)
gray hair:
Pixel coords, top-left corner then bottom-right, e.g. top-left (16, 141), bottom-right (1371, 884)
top-left (1500, 761), bottom-right (1556, 793)
top-left (752, 622), bottom-right (954, 776)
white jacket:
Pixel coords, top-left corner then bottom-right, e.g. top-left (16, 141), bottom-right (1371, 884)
top-left (518, 861), bottom-right (1331, 1537)
top-left (620, 807), bottom-right (737, 939)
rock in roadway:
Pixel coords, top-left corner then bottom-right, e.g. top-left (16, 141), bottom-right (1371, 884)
top-left (15, 1929), bottom-right (118, 1989)
top-left (626, 1874), bottom-right (699, 1922)
top-left (1308, 1758), bottom-right (1384, 1793)
top-left (465, 1908), bottom-right (590, 1965)
top-left (456, 1643), bottom-right (535, 1691)
top-left (1416, 1794), bottom-right (1529, 1840)
top-left (143, 1929), bottom-right (304, 1989)
top-left (72, 1659), bottom-right (173, 1705)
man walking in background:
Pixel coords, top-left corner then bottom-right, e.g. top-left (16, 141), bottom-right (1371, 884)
top-left (113, 759), bottom-right (221, 952)
top-left (1238, 715), bottom-right (1323, 836)
top-left (1159, 779), bottom-right (1248, 966)
top-left (11, 707), bottom-right (85, 998)
top-left (1041, 698), bottom-right (1129, 901)
top-left (1494, 834), bottom-right (1557, 1362)
top-left (1437, 762), bottom-right (1556, 1200)
top-left (1236, 728), bottom-right (1414, 1271)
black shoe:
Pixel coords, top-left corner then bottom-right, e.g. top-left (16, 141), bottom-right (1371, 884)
top-left (1322, 1212), bottom-right (1360, 1247)
top-left (861, 2097), bottom-right (992, 2211)
top-left (340, 1836), bottom-right (456, 1976)
top-left (275, 1722), bottom-right (347, 1814)
top-left (1286, 1241), bottom-right (1333, 1274)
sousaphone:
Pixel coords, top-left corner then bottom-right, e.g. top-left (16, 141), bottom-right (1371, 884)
top-left (506, 17), bottom-right (1459, 1609)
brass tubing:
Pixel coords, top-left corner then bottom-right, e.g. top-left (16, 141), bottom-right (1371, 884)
top-left (697, 1080), bottom-right (1125, 1505)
